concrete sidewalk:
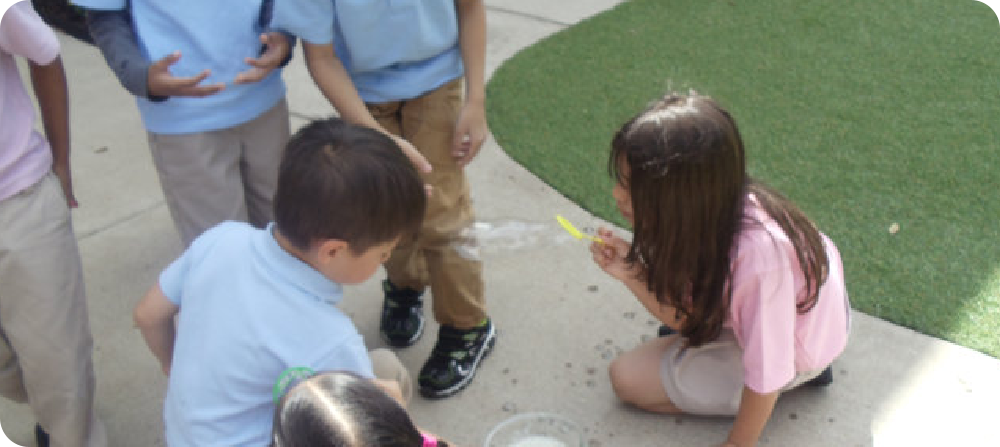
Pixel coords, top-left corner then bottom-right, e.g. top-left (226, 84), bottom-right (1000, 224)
top-left (3, 1), bottom-right (1000, 445)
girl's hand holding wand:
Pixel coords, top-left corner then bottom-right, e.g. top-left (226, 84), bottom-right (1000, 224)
top-left (590, 227), bottom-right (640, 282)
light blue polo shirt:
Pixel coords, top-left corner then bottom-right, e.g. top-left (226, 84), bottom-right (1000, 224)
top-left (158, 222), bottom-right (373, 447)
top-left (73, 0), bottom-right (285, 134)
top-left (272, 0), bottom-right (464, 103)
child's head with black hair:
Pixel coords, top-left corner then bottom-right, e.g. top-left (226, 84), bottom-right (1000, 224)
top-left (272, 371), bottom-right (448, 447)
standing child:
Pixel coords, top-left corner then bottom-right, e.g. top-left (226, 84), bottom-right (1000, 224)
top-left (0, 2), bottom-right (106, 446)
top-left (590, 93), bottom-right (850, 447)
top-left (132, 118), bottom-right (426, 446)
top-left (271, 370), bottom-right (453, 447)
top-left (76, 0), bottom-right (293, 246)
top-left (272, 0), bottom-right (495, 399)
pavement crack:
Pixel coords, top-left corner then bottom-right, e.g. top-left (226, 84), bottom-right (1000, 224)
top-left (485, 5), bottom-right (572, 28)
top-left (76, 200), bottom-right (167, 241)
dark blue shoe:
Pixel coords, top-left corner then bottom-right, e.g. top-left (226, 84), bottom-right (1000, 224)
top-left (380, 280), bottom-right (425, 348)
top-left (35, 424), bottom-right (49, 447)
top-left (657, 324), bottom-right (677, 337)
top-left (805, 366), bottom-right (834, 387)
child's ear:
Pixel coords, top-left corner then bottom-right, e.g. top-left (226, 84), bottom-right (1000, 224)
top-left (314, 239), bottom-right (350, 263)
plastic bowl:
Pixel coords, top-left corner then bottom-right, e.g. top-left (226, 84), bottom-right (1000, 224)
top-left (483, 412), bottom-right (583, 447)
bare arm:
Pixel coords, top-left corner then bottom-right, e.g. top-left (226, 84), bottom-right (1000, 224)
top-left (302, 42), bottom-right (431, 173)
top-left (591, 228), bottom-right (685, 329)
top-left (721, 386), bottom-right (780, 447)
top-left (452, 0), bottom-right (489, 166)
top-left (134, 284), bottom-right (180, 375)
top-left (28, 56), bottom-right (76, 208)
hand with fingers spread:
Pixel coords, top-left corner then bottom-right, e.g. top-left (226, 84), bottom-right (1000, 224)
top-left (451, 100), bottom-right (488, 167)
top-left (147, 51), bottom-right (226, 98)
top-left (590, 227), bottom-right (641, 282)
top-left (234, 32), bottom-right (291, 85)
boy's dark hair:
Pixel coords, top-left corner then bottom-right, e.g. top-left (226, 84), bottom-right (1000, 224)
top-left (274, 118), bottom-right (426, 253)
top-left (610, 93), bottom-right (829, 348)
top-left (271, 371), bottom-right (450, 447)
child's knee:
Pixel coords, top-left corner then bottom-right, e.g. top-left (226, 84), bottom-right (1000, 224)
top-left (608, 357), bottom-right (640, 404)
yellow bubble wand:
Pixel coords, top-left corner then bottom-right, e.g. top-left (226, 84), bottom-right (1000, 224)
top-left (555, 215), bottom-right (603, 244)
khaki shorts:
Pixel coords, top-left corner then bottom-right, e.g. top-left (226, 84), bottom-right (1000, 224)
top-left (659, 329), bottom-right (826, 416)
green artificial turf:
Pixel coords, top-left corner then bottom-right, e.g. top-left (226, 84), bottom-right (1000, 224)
top-left (487, 0), bottom-right (1000, 357)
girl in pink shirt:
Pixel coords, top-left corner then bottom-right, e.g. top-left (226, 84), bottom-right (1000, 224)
top-left (590, 92), bottom-right (850, 447)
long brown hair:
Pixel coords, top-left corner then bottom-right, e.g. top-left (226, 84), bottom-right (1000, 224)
top-left (609, 93), bottom-right (828, 347)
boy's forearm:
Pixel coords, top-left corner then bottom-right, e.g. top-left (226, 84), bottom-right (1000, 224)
top-left (726, 386), bottom-right (780, 447)
top-left (139, 317), bottom-right (176, 375)
top-left (134, 285), bottom-right (179, 374)
top-left (456, 0), bottom-right (486, 104)
top-left (28, 56), bottom-right (70, 166)
top-left (303, 43), bottom-right (381, 130)
top-left (85, 9), bottom-right (164, 101)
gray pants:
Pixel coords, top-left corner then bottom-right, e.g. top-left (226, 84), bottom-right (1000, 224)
top-left (0, 174), bottom-right (107, 447)
top-left (147, 99), bottom-right (290, 246)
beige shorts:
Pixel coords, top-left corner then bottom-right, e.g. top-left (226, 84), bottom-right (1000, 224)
top-left (659, 329), bottom-right (825, 416)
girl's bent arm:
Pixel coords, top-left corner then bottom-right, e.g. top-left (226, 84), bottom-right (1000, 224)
top-left (620, 275), bottom-right (685, 330)
top-left (725, 386), bottom-right (780, 447)
top-left (134, 283), bottom-right (180, 375)
top-left (591, 229), bottom-right (684, 329)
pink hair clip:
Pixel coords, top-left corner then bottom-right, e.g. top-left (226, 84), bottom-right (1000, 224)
top-left (421, 432), bottom-right (438, 447)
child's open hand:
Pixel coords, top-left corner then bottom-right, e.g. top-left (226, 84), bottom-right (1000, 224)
top-left (589, 227), bottom-right (639, 282)
top-left (234, 32), bottom-right (291, 85)
top-left (147, 51), bottom-right (226, 98)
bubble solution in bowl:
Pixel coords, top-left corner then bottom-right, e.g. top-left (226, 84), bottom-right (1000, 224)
top-left (483, 412), bottom-right (582, 447)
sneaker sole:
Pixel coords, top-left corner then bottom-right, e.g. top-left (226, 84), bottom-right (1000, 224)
top-left (418, 324), bottom-right (497, 399)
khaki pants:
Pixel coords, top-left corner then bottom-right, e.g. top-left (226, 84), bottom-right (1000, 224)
top-left (368, 79), bottom-right (486, 329)
top-left (0, 174), bottom-right (107, 447)
top-left (148, 99), bottom-right (289, 246)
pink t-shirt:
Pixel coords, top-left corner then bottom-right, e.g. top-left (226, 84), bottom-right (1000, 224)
top-left (0, 1), bottom-right (60, 201)
top-left (728, 195), bottom-right (850, 394)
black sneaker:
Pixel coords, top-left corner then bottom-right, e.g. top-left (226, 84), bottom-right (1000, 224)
top-left (35, 424), bottom-right (50, 447)
top-left (380, 280), bottom-right (425, 348)
top-left (418, 319), bottom-right (496, 398)
top-left (804, 366), bottom-right (834, 387)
